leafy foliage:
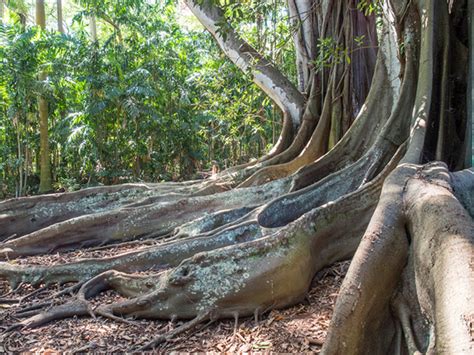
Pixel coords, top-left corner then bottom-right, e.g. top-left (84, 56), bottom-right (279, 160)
top-left (356, 0), bottom-right (382, 16)
top-left (0, 0), bottom-right (284, 197)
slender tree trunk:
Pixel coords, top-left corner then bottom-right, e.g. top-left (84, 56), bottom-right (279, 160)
top-left (38, 75), bottom-right (51, 193)
top-left (16, 120), bottom-right (23, 198)
top-left (89, 14), bottom-right (97, 41)
top-left (23, 145), bottom-right (29, 194)
top-left (36, 0), bottom-right (52, 193)
top-left (0, 0), bottom-right (5, 24)
top-left (57, 0), bottom-right (64, 33)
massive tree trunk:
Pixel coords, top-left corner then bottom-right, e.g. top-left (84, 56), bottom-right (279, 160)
top-left (0, 0), bottom-right (472, 353)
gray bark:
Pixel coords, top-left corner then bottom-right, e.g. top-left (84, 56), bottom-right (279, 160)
top-left (184, 0), bottom-right (305, 129)
top-left (89, 14), bottom-right (97, 41)
top-left (468, 0), bottom-right (473, 167)
top-left (0, 1), bottom-right (472, 354)
top-left (0, 0), bottom-right (4, 24)
top-left (57, 0), bottom-right (64, 33)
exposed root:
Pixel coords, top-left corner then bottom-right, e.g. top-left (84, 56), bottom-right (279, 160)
top-left (0, 1), bottom-right (471, 354)
top-left (0, 184), bottom-right (166, 241)
top-left (222, 111), bottom-right (317, 187)
top-left (0, 160), bottom-right (386, 335)
top-left (0, 176), bottom-right (246, 244)
top-left (0, 123), bottom-right (401, 334)
top-left (322, 162), bottom-right (474, 354)
top-left (451, 168), bottom-right (474, 217)
top-left (7, 301), bottom-right (91, 331)
top-left (0, 139), bottom-right (401, 290)
top-left (6, 269), bottom-right (158, 331)
top-left (0, 214), bottom-right (271, 288)
top-left (139, 312), bottom-right (211, 350)
top-left (16, 284), bottom-right (49, 304)
top-left (0, 178), bottom-right (291, 259)
top-left (239, 164), bottom-right (295, 187)
top-left (213, 103), bottom-right (296, 182)
top-left (260, 140), bottom-right (405, 228)
top-left (173, 205), bottom-right (258, 238)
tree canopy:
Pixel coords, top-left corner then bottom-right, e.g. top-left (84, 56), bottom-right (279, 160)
top-left (0, 0), bottom-right (293, 197)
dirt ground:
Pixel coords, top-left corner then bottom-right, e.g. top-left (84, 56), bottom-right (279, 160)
top-left (0, 242), bottom-right (349, 353)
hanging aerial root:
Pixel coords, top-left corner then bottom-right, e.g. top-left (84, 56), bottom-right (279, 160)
top-left (290, 23), bottom-right (414, 193)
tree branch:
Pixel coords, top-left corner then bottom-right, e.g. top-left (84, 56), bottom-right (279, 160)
top-left (184, 0), bottom-right (305, 128)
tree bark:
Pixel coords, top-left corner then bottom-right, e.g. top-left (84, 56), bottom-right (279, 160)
top-left (0, 0), bottom-right (5, 24)
top-left (184, 0), bottom-right (305, 132)
top-left (468, 0), bottom-right (473, 167)
top-left (322, 163), bottom-right (474, 354)
top-left (0, 0), bottom-right (472, 353)
top-left (89, 14), bottom-right (97, 41)
top-left (57, 0), bottom-right (64, 33)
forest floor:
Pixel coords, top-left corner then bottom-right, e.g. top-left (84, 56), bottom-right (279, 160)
top-left (0, 239), bottom-right (348, 353)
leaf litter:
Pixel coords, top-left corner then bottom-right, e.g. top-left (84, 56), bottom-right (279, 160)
top-left (0, 240), bottom-right (349, 353)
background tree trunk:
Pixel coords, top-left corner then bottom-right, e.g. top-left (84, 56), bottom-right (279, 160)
top-left (0, 0), bottom-right (5, 24)
top-left (89, 14), bottom-right (97, 41)
top-left (36, 0), bottom-right (52, 193)
top-left (56, 0), bottom-right (64, 33)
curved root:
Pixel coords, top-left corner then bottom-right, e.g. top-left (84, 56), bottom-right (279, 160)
top-left (1, 164), bottom-right (384, 335)
top-left (322, 163), bottom-right (474, 354)
top-left (0, 178), bottom-right (291, 259)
